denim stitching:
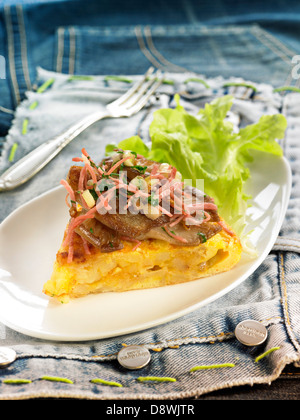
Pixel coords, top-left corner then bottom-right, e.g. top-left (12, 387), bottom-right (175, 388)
top-left (282, 64), bottom-right (300, 88)
top-left (36, 77), bottom-right (55, 93)
top-left (279, 252), bottom-right (291, 326)
top-left (190, 363), bottom-right (235, 372)
top-left (0, 106), bottom-right (14, 115)
top-left (56, 27), bottom-right (65, 73)
top-left (255, 347), bottom-right (281, 363)
top-left (201, 25), bottom-right (229, 69)
top-left (149, 24), bottom-right (247, 37)
top-left (281, 95), bottom-right (289, 154)
top-left (68, 26), bottom-right (76, 75)
top-left (21, 118), bottom-right (28, 135)
top-left (15, 78), bottom-right (55, 155)
top-left (275, 237), bottom-right (300, 243)
top-left (251, 25), bottom-right (294, 65)
top-left (90, 378), bottom-right (123, 387)
top-left (274, 242), bottom-right (300, 250)
top-left (74, 24), bottom-right (248, 38)
top-left (3, 5), bottom-right (21, 105)
top-left (8, 142), bottom-right (18, 162)
top-left (181, 0), bottom-right (198, 24)
top-left (16, 4), bottom-right (32, 91)
top-left (135, 25), bottom-right (163, 70)
top-left (13, 316), bottom-right (283, 363)
top-left (144, 25), bottom-right (188, 73)
top-left (279, 253), bottom-right (300, 352)
top-left (1, 350), bottom-right (285, 387)
top-left (253, 25), bottom-right (297, 60)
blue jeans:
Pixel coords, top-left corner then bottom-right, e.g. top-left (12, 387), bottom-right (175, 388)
top-left (0, 0), bottom-right (300, 142)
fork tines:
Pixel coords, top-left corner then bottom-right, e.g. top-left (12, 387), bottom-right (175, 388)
top-left (109, 67), bottom-right (164, 113)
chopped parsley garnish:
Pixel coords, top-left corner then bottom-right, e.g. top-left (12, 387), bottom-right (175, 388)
top-left (161, 227), bottom-right (173, 238)
top-left (197, 232), bottom-right (207, 243)
top-left (148, 195), bottom-right (159, 206)
top-left (132, 165), bottom-right (148, 174)
top-left (89, 189), bottom-right (98, 201)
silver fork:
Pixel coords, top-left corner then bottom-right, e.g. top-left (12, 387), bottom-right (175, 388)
top-left (0, 67), bottom-right (164, 191)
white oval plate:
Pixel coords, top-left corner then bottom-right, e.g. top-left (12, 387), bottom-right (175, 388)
top-left (0, 154), bottom-right (291, 341)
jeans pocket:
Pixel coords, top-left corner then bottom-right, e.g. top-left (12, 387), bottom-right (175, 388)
top-left (54, 24), bottom-right (295, 86)
top-left (138, 24), bottom-right (294, 86)
top-left (54, 25), bottom-right (150, 76)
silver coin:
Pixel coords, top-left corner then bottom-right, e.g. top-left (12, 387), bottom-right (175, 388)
top-left (235, 320), bottom-right (268, 346)
top-left (0, 347), bottom-right (16, 368)
top-left (117, 345), bottom-right (151, 370)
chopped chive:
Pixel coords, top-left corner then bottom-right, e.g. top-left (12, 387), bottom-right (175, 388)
top-left (37, 77), bottom-right (55, 93)
top-left (8, 142), bottom-right (18, 162)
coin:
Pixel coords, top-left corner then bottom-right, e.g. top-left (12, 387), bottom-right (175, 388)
top-left (117, 345), bottom-right (151, 370)
top-left (0, 347), bottom-right (16, 368)
top-left (235, 320), bottom-right (268, 346)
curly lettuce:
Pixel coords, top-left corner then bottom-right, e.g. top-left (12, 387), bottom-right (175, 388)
top-left (106, 95), bottom-right (287, 237)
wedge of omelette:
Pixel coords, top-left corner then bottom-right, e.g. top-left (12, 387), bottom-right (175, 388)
top-left (43, 148), bottom-right (242, 302)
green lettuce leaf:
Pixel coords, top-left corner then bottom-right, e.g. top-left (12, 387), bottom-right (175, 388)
top-left (105, 95), bottom-right (287, 237)
top-left (105, 135), bottom-right (150, 157)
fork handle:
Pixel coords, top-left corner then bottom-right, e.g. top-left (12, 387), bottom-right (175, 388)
top-left (0, 110), bottom-right (109, 191)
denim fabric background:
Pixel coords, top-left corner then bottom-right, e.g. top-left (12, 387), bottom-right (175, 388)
top-left (0, 68), bottom-right (299, 400)
top-left (0, 0), bottom-right (300, 400)
top-left (1, 0), bottom-right (300, 141)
